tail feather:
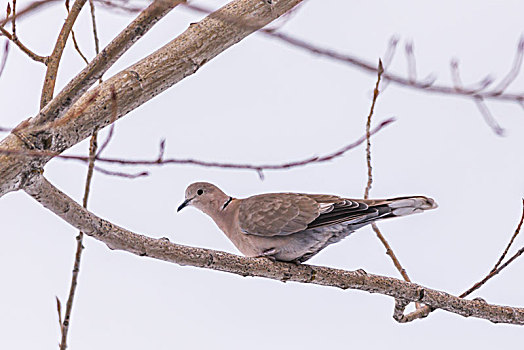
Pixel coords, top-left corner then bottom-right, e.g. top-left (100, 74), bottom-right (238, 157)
top-left (386, 196), bottom-right (437, 217)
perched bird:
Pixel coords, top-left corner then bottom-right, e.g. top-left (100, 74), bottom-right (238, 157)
top-left (177, 182), bottom-right (437, 263)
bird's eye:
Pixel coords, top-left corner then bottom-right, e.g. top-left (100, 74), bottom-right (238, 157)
top-left (197, 189), bottom-right (204, 195)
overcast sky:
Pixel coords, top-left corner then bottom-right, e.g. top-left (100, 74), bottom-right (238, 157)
top-left (2, 0), bottom-right (524, 348)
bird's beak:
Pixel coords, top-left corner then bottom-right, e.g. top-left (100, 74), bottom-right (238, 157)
top-left (177, 198), bottom-right (192, 212)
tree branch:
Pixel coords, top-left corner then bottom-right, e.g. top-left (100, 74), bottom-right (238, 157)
top-left (0, 117), bottom-right (394, 177)
top-left (58, 132), bottom-right (97, 350)
top-left (0, 24), bottom-right (47, 64)
top-left (184, 3), bottom-right (524, 104)
top-left (40, 0), bottom-right (87, 108)
top-left (22, 174), bottom-right (524, 326)
top-left (35, 0), bottom-right (185, 124)
top-left (0, 0), bottom-right (304, 198)
top-left (0, 0), bottom-right (58, 28)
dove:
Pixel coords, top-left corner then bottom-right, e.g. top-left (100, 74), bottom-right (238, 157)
top-left (177, 182), bottom-right (437, 263)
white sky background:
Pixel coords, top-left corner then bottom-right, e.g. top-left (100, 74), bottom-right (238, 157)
top-left (1, 0), bottom-right (524, 348)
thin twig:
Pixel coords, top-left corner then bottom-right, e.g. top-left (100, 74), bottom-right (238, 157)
top-left (0, 118), bottom-right (394, 174)
top-left (460, 200), bottom-right (524, 298)
top-left (88, 0), bottom-right (100, 56)
top-left (59, 133), bottom-right (97, 350)
top-left (399, 200), bottom-right (524, 323)
top-left (363, 60), bottom-right (383, 199)
top-left (382, 36), bottom-right (399, 69)
top-left (5, 2), bottom-right (11, 26)
top-left (0, 39), bottom-right (9, 78)
top-left (404, 41), bottom-right (417, 83)
top-left (371, 223), bottom-right (413, 284)
top-left (0, 25), bottom-right (47, 63)
top-left (0, 0), bottom-right (58, 28)
top-left (10, 0), bottom-right (15, 35)
top-left (488, 199), bottom-right (524, 272)
top-left (1, 0), bottom-right (46, 63)
top-left (363, 60), bottom-right (418, 310)
top-left (450, 58), bottom-right (463, 90)
top-left (492, 36), bottom-right (524, 94)
top-left (473, 97), bottom-right (505, 136)
top-left (65, 0), bottom-right (89, 64)
top-left (93, 165), bottom-right (148, 178)
top-left (56, 297), bottom-right (63, 334)
top-left (40, 0), bottom-right (88, 108)
top-left (183, 3), bottom-right (524, 105)
top-left (59, 3), bottom-right (104, 344)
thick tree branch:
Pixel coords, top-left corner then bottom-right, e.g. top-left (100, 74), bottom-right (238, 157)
top-left (0, 0), bottom-right (303, 197)
top-left (35, 0), bottom-right (185, 124)
top-left (23, 174), bottom-right (524, 325)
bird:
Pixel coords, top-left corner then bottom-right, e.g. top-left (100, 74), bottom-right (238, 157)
top-left (177, 182), bottom-right (437, 263)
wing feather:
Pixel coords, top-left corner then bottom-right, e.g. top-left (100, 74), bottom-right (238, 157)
top-left (238, 193), bottom-right (320, 236)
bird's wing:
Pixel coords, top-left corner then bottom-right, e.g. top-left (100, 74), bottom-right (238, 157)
top-left (238, 193), bottom-right (321, 236)
top-left (306, 197), bottom-right (390, 229)
top-left (238, 193), bottom-right (416, 236)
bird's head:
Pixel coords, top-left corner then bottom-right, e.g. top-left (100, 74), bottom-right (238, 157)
top-left (177, 182), bottom-right (231, 215)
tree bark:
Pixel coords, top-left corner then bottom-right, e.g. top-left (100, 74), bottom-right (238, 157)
top-left (0, 0), bottom-right (303, 197)
top-left (23, 174), bottom-right (524, 325)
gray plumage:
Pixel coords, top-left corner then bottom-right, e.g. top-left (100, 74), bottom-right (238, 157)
top-left (177, 182), bottom-right (437, 263)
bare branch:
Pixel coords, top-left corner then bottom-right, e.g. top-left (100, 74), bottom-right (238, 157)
top-left (70, 28), bottom-right (89, 64)
top-left (450, 58), bottom-right (463, 90)
top-left (395, 200), bottom-right (524, 323)
top-left (59, 133), bottom-right (98, 350)
top-left (488, 199), bottom-right (524, 272)
top-left (56, 297), bottom-right (63, 334)
top-left (40, 0), bottom-right (87, 108)
top-left (92, 166), bottom-right (149, 178)
top-left (21, 174), bottom-right (524, 325)
top-left (11, 0), bottom-right (15, 34)
top-left (0, 25), bottom-right (47, 63)
top-left (65, 0), bottom-right (89, 64)
top-left (473, 97), bottom-right (505, 136)
top-left (460, 200), bottom-right (524, 298)
top-left (0, 0), bottom-right (47, 64)
top-left (492, 36), bottom-right (524, 94)
top-left (88, 0), bottom-right (100, 55)
top-left (382, 36), bottom-right (399, 69)
top-left (35, 0), bottom-right (186, 124)
top-left (0, 117), bottom-right (394, 174)
top-left (363, 60), bottom-right (384, 199)
top-left (404, 41), bottom-right (417, 83)
top-left (0, 0), bottom-right (315, 198)
top-left (362, 61), bottom-right (418, 311)
top-left (172, 3), bottom-right (524, 105)
top-left (0, 39), bottom-right (9, 78)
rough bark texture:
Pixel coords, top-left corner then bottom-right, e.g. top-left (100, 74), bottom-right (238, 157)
top-left (36, 0), bottom-right (185, 124)
top-left (23, 174), bottom-right (524, 325)
top-left (0, 0), bottom-right (303, 197)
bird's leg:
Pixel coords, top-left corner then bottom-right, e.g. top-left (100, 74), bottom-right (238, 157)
top-left (252, 248), bottom-right (278, 262)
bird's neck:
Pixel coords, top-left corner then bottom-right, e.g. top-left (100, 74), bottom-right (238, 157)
top-left (208, 198), bottom-right (239, 235)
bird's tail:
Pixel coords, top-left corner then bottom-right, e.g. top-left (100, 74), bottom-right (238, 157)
top-left (381, 196), bottom-right (438, 217)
